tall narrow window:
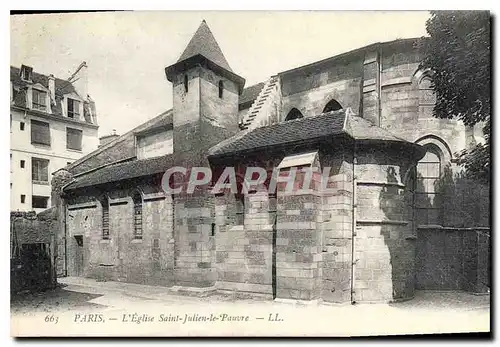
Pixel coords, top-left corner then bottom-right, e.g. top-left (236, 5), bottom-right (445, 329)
top-left (235, 194), bottom-right (245, 225)
top-left (418, 76), bottom-right (436, 119)
top-left (415, 146), bottom-right (442, 226)
top-left (218, 80), bottom-right (224, 99)
top-left (32, 89), bottom-right (47, 111)
top-left (184, 74), bottom-right (189, 93)
top-left (32, 158), bottom-right (49, 183)
top-left (101, 197), bottom-right (110, 240)
top-left (133, 192), bottom-right (143, 239)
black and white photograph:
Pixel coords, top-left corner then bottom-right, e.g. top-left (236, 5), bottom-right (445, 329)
top-left (8, 10), bottom-right (491, 337)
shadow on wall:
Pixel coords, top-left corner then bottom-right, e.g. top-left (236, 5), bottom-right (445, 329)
top-left (377, 166), bottom-right (416, 301)
top-left (395, 164), bottom-right (490, 293)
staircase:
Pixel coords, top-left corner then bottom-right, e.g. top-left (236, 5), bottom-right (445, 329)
top-left (240, 75), bottom-right (279, 131)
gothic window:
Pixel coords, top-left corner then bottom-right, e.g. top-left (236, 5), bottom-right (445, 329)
top-left (285, 108), bottom-right (303, 121)
top-left (415, 146), bottom-right (442, 226)
top-left (218, 80), bottom-right (224, 99)
top-left (101, 197), bottom-right (110, 240)
top-left (322, 99), bottom-right (343, 113)
top-left (133, 192), bottom-right (143, 239)
top-left (418, 76), bottom-right (436, 119)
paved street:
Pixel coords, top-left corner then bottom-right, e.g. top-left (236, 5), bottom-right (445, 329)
top-left (11, 277), bottom-right (490, 337)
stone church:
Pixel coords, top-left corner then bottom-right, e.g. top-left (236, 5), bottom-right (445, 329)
top-left (52, 20), bottom-right (490, 303)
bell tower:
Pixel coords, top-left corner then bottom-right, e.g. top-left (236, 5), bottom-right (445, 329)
top-left (165, 20), bottom-right (245, 166)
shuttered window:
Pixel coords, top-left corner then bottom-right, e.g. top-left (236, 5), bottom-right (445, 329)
top-left (133, 192), bottom-right (143, 239)
top-left (32, 89), bottom-right (47, 111)
top-left (31, 120), bottom-right (51, 146)
top-left (67, 98), bottom-right (80, 119)
top-left (32, 158), bottom-right (49, 182)
top-left (66, 127), bottom-right (83, 151)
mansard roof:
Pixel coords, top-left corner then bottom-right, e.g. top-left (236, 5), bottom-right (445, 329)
top-left (177, 20), bottom-right (233, 72)
top-left (208, 109), bottom-right (421, 157)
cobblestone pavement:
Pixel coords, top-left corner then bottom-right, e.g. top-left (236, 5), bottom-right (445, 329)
top-left (11, 277), bottom-right (490, 337)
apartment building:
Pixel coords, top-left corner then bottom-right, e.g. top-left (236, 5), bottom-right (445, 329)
top-left (10, 63), bottom-right (99, 213)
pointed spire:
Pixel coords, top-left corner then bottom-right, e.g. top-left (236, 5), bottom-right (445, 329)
top-left (177, 20), bottom-right (233, 72)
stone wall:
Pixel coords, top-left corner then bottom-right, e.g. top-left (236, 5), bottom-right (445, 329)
top-left (214, 192), bottom-right (274, 297)
top-left (353, 146), bottom-right (416, 303)
top-left (65, 183), bottom-right (174, 286)
top-left (416, 227), bottom-right (490, 293)
top-left (320, 151), bottom-right (354, 303)
top-left (173, 193), bottom-right (216, 287)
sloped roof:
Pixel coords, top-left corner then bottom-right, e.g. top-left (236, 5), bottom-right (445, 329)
top-left (208, 110), bottom-right (347, 157)
top-left (10, 66), bottom-right (77, 97)
top-left (177, 20), bottom-right (233, 72)
top-left (65, 154), bottom-right (173, 190)
top-left (345, 115), bottom-right (409, 142)
top-left (208, 109), bottom-right (420, 157)
top-left (239, 82), bottom-right (265, 109)
top-left (10, 66), bottom-right (95, 124)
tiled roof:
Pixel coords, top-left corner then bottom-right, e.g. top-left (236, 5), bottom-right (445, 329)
top-left (177, 20), bottom-right (233, 72)
top-left (10, 66), bottom-right (96, 125)
top-left (208, 110), bottom-right (347, 157)
top-left (209, 109), bottom-right (419, 157)
top-left (10, 66), bottom-right (77, 97)
top-left (239, 82), bottom-right (265, 109)
top-left (65, 155), bottom-right (173, 190)
top-left (345, 115), bottom-right (409, 142)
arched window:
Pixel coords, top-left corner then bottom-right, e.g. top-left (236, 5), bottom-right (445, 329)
top-left (418, 75), bottom-right (436, 119)
top-left (101, 197), bottom-right (109, 240)
top-left (415, 145), bottom-right (442, 226)
top-left (132, 192), bottom-right (143, 239)
top-left (184, 74), bottom-right (189, 93)
top-left (285, 108), bottom-right (304, 121)
top-left (322, 99), bottom-right (343, 113)
top-left (218, 80), bottom-right (224, 99)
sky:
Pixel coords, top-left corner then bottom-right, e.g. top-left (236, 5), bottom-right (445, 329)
top-left (10, 11), bottom-right (431, 137)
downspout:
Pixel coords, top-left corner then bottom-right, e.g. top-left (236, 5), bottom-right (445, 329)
top-left (350, 146), bottom-right (357, 304)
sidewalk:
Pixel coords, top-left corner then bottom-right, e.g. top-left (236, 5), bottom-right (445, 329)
top-left (12, 276), bottom-right (490, 337)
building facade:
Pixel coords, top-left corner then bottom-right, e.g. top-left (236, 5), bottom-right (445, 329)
top-left (53, 21), bottom-right (489, 303)
top-left (10, 63), bottom-right (99, 213)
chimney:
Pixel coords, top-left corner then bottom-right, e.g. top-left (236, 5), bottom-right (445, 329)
top-left (99, 130), bottom-right (120, 147)
top-left (48, 74), bottom-right (56, 104)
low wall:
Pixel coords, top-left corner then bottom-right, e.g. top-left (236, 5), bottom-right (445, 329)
top-left (416, 227), bottom-right (490, 293)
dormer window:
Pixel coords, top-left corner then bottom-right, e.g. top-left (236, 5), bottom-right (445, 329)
top-left (67, 98), bottom-right (81, 119)
top-left (32, 89), bottom-right (47, 111)
top-left (20, 65), bottom-right (33, 82)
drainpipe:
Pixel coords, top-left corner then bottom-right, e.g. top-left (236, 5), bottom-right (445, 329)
top-left (350, 148), bottom-right (357, 304)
